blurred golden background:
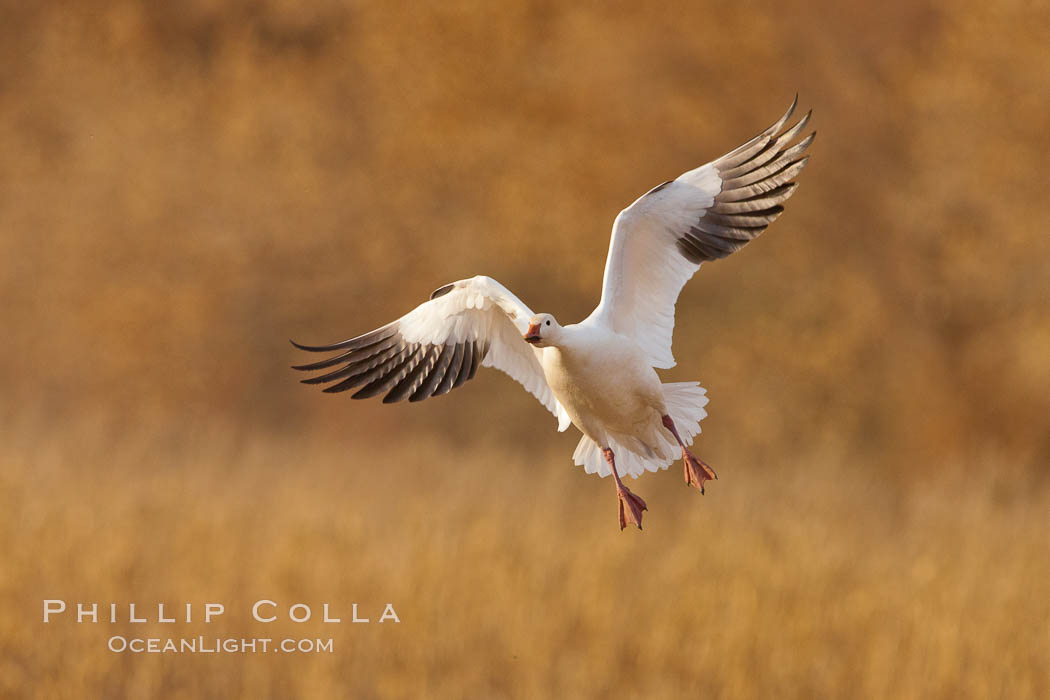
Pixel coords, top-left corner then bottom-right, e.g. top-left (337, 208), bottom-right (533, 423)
top-left (1, 0), bottom-right (1048, 697)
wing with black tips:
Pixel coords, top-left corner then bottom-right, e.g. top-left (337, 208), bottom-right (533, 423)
top-left (587, 96), bottom-right (815, 369)
top-left (292, 276), bottom-right (571, 429)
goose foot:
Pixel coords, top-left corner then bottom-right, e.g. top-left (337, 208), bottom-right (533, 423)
top-left (662, 414), bottom-right (718, 495)
top-left (683, 450), bottom-right (717, 495)
top-left (603, 446), bottom-right (647, 531)
top-left (616, 483), bottom-right (648, 531)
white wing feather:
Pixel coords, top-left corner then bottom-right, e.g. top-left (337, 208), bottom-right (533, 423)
top-left (401, 276), bottom-right (570, 429)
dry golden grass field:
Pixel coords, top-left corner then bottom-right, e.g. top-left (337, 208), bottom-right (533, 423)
top-left (3, 420), bottom-right (1049, 698)
top-left (2, 1), bottom-right (1048, 697)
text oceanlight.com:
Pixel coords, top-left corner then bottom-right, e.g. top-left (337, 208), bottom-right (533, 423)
top-left (107, 636), bottom-right (334, 654)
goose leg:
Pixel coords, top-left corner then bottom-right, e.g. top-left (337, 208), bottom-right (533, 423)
top-left (661, 414), bottom-right (718, 494)
top-left (603, 447), bottom-right (647, 530)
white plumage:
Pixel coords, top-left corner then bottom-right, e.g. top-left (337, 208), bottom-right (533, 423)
top-left (293, 97), bottom-right (814, 529)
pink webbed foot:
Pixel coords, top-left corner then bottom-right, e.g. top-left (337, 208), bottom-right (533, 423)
top-left (661, 414), bottom-right (718, 495)
top-left (683, 450), bottom-right (718, 495)
top-left (603, 446), bottom-right (647, 531)
top-left (616, 483), bottom-right (648, 531)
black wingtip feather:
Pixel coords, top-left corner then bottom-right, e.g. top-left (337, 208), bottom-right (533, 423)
top-left (291, 339), bottom-right (352, 353)
top-left (430, 283), bottom-right (455, 300)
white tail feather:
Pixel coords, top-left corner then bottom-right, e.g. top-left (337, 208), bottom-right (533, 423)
top-left (572, 382), bottom-right (709, 479)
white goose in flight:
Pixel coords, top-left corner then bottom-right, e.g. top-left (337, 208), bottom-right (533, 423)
top-left (293, 97), bottom-right (814, 530)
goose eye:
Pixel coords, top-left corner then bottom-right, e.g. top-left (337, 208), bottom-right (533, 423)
top-left (545, 320), bottom-right (551, 326)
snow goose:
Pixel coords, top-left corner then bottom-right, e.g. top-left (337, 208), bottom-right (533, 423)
top-left (293, 97), bottom-right (814, 530)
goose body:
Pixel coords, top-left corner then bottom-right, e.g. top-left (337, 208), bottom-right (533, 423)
top-left (293, 97), bottom-right (815, 530)
top-left (539, 322), bottom-right (667, 459)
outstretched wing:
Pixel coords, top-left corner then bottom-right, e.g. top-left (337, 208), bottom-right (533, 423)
top-left (586, 96), bottom-right (815, 369)
top-left (292, 275), bottom-right (571, 429)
